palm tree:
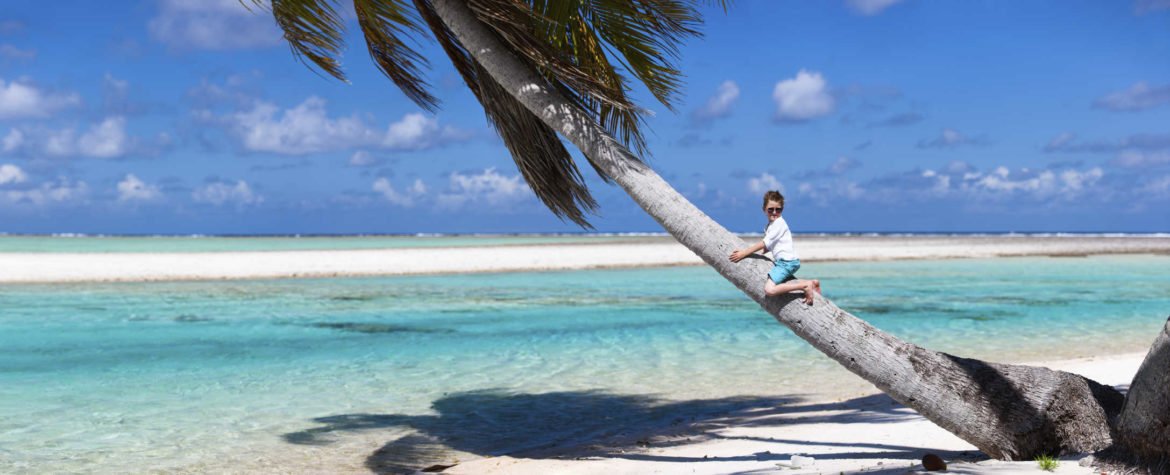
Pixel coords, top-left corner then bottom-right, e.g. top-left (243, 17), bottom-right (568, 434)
top-left (257, 0), bottom-right (1168, 468)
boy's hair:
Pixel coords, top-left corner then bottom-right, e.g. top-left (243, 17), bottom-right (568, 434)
top-left (762, 190), bottom-right (784, 210)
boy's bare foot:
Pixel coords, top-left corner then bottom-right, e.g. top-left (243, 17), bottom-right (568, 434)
top-left (813, 279), bottom-right (822, 294)
top-left (802, 281), bottom-right (816, 305)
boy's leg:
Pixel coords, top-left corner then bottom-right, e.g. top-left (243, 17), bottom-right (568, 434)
top-left (764, 278), bottom-right (818, 304)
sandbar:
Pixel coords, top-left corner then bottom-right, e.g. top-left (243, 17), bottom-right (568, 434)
top-left (2, 235), bottom-right (1168, 283)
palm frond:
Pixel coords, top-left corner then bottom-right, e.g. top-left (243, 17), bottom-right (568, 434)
top-left (353, 0), bottom-right (438, 111)
top-left (263, 0), bottom-right (718, 227)
top-left (467, 0), bottom-right (632, 109)
top-left (541, 4), bottom-right (651, 159)
top-left (535, 0), bottom-right (700, 110)
top-left (703, 0), bottom-right (733, 13)
top-left (415, 0), bottom-right (599, 227)
top-left (466, 0), bottom-right (703, 159)
top-left (267, 0), bottom-right (349, 81)
top-left (478, 67), bottom-right (600, 227)
top-left (578, 0), bottom-right (701, 110)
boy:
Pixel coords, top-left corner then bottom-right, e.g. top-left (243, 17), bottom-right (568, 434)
top-left (729, 190), bottom-right (821, 305)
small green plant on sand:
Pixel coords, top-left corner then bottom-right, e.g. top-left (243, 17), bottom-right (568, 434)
top-left (1035, 454), bottom-right (1059, 472)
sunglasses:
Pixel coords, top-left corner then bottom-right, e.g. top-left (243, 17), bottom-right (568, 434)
top-left (766, 207), bottom-right (783, 214)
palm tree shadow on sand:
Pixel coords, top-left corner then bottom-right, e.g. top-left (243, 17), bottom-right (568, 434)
top-left (281, 389), bottom-right (967, 474)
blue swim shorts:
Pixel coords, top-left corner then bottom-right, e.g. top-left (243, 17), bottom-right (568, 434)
top-left (768, 258), bottom-right (801, 284)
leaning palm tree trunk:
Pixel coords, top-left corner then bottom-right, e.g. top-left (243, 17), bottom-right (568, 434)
top-left (428, 0), bottom-right (1126, 460)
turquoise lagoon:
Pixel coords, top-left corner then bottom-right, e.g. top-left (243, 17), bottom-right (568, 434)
top-left (1, 255), bottom-right (1168, 472)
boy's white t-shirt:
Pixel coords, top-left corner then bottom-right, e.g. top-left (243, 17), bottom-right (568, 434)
top-left (764, 216), bottom-right (798, 261)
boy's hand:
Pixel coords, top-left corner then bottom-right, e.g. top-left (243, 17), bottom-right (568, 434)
top-left (729, 249), bottom-right (750, 262)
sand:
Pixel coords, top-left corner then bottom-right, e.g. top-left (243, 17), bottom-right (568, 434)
top-left (1, 235), bottom-right (1169, 283)
top-left (442, 352), bottom-right (1147, 475)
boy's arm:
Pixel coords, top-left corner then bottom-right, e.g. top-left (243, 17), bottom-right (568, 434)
top-left (729, 240), bottom-right (766, 262)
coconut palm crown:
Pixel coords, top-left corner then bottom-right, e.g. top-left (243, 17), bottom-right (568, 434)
top-left (258, 0), bottom-right (726, 227)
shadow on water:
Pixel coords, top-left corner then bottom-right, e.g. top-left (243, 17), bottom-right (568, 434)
top-left (283, 390), bottom-right (946, 474)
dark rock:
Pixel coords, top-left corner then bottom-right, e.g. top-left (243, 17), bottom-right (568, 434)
top-left (922, 453), bottom-right (947, 471)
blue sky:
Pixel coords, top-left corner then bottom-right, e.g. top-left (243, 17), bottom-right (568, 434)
top-left (1, 0), bottom-right (1168, 234)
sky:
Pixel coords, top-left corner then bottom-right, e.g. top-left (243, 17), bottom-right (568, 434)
top-left (1, 0), bottom-right (1168, 234)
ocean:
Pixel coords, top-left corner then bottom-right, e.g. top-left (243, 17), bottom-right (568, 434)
top-left (0, 234), bottom-right (661, 253)
top-left (1, 250), bottom-right (1167, 472)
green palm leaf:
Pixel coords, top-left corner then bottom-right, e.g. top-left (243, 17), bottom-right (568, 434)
top-left (415, 0), bottom-right (599, 227)
top-left (353, 0), bottom-right (439, 111)
top-left (266, 0), bottom-right (348, 81)
top-left (263, 0), bottom-right (717, 227)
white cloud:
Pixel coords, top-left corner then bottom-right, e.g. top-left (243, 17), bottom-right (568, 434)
top-left (233, 97), bottom-right (378, 154)
top-left (974, 167), bottom-right (1055, 194)
top-left (693, 80), bottom-right (740, 122)
top-left (385, 115), bottom-right (429, 148)
top-left (1093, 82), bottom-right (1170, 111)
top-left (1058, 168), bottom-right (1104, 192)
top-left (919, 169), bottom-right (951, 194)
top-left (192, 180), bottom-right (261, 206)
top-left (1044, 131), bottom-right (1170, 154)
top-left (798, 180), bottom-right (865, 206)
top-left (1113, 150), bottom-right (1170, 168)
top-left (1045, 132), bottom-right (1077, 151)
top-left (0, 44), bottom-right (35, 60)
top-left (78, 117), bottom-right (130, 158)
top-left (860, 164), bottom-right (1108, 205)
top-left (103, 74), bottom-right (130, 100)
top-left (6, 117), bottom-right (132, 159)
top-left (149, 0), bottom-right (282, 50)
top-left (373, 177), bottom-right (426, 207)
top-left (940, 129), bottom-right (964, 145)
top-left (187, 72), bottom-right (263, 109)
top-left (1, 178), bottom-right (89, 206)
top-left (384, 113), bottom-right (461, 150)
top-left (117, 174), bottom-right (162, 202)
top-left (846, 0), bottom-right (904, 15)
top-left (228, 97), bottom-right (469, 155)
top-left (747, 172), bottom-right (783, 194)
top-left (0, 79), bottom-right (81, 119)
top-left (349, 150), bottom-right (379, 167)
top-left (44, 128), bottom-right (74, 157)
top-left (2, 128), bottom-right (22, 152)
top-left (0, 163), bottom-right (26, 185)
top-left (829, 156), bottom-right (860, 174)
top-left (436, 168), bottom-right (531, 208)
top-left (1140, 175), bottom-right (1170, 196)
top-left (772, 70), bottom-right (835, 121)
top-left (100, 74), bottom-right (148, 116)
top-left (917, 128), bottom-right (988, 149)
top-left (956, 166), bottom-right (1104, 198)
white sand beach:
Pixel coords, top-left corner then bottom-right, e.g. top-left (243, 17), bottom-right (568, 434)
top-left (442, 352), bottom-right (1147, 475)
top-left (2, 235), bottom-right (1169, 283)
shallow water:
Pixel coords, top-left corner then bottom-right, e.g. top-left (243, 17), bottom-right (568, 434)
top-left (1, 255), bottom-right (1167, 472)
